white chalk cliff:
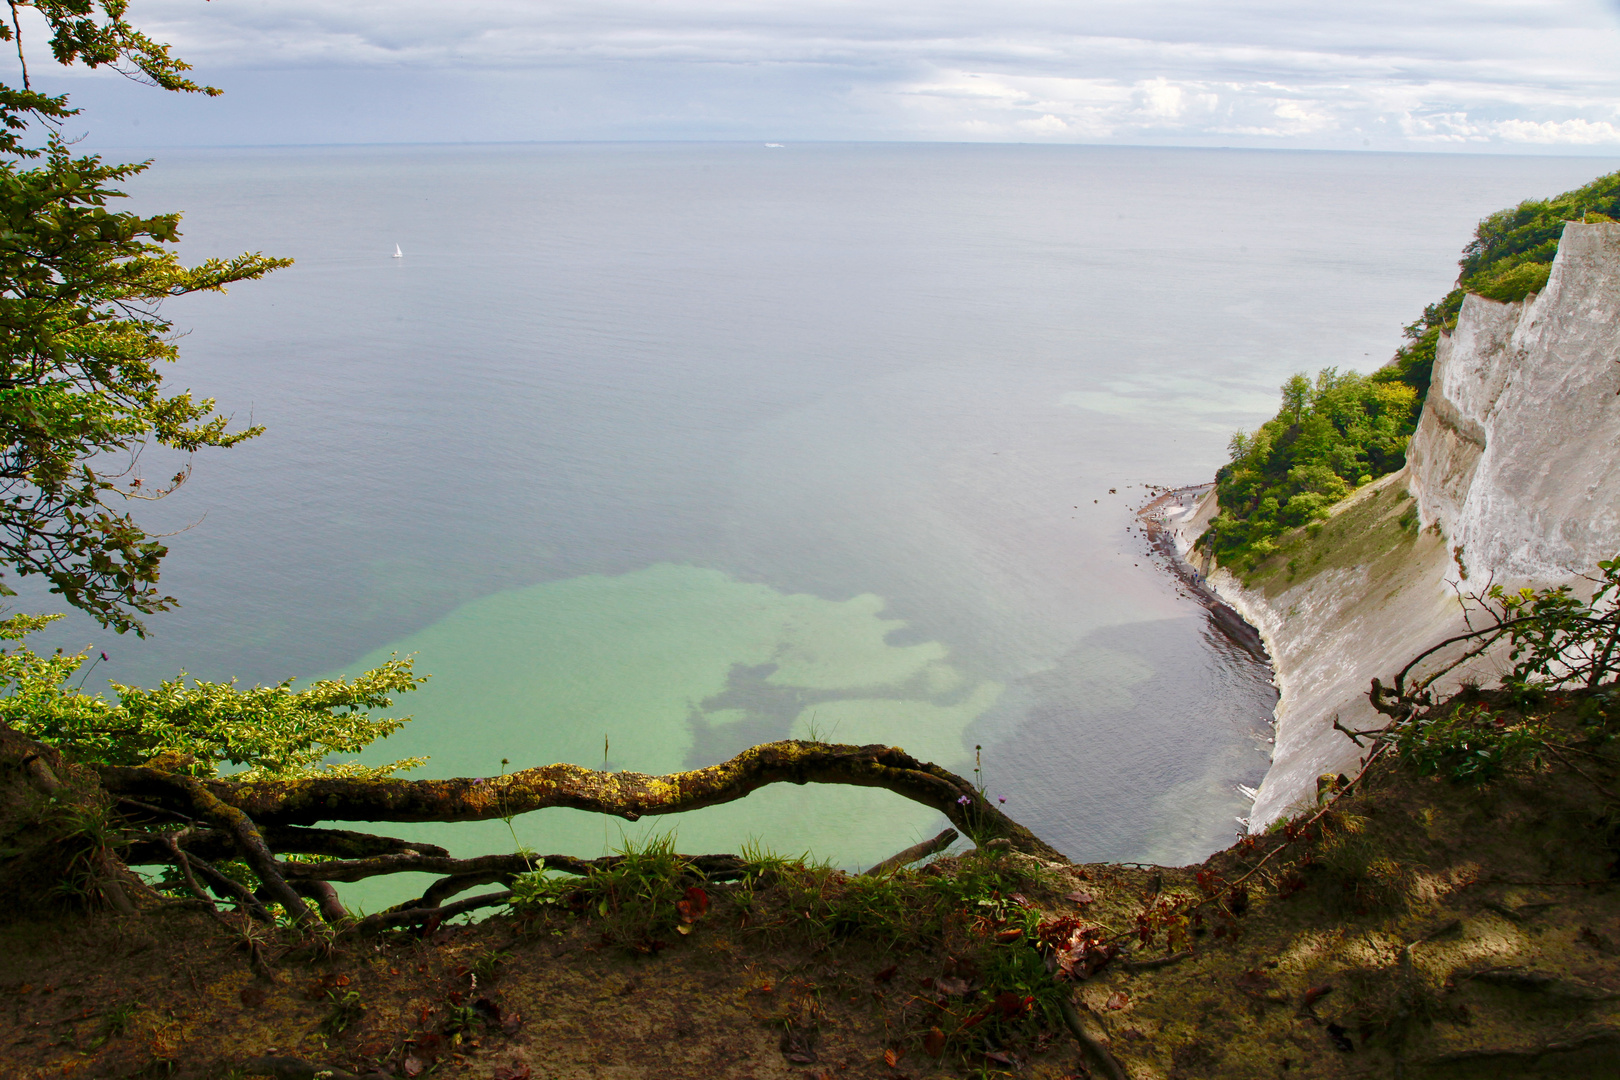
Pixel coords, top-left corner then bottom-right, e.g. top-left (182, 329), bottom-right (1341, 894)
top-left (1205, 222), bottom-right (1620, 830)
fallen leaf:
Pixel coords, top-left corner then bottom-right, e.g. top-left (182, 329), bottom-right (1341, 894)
top-left (883, 1048), bottom-right (899, 1068)
top-left (935, 977), bottom-right (973, 997)
top-left (1303, 984), bottom-right (1334, 1008)
top-left (984, 1050), bottom-right (1015, 1066)
top-left (676, 885), bottom-right (710, 924)
top-left (995, 991), bottom-right (1032, 1018)
top-left (676, 924), bottom-right (694, 935)
top-left (959, 1005), bottom-right (995, 1029)
top-left (994, 928), bottom-right (1024, 944)
top-left (1065, 890), bottom-right (1096, 906)
top-left (402, 1055), bottom-right (425, 1078)
top-left (1105, 991), bottom-right (1130, 1010)
top-left (873, 965), bottom-right (898, 984)
top-left (1235, 969), bottom-right (1277, 999)
top-left (334, 974), bottom-right (351, 987)
top-left (923, 1027), bottom-right (947, 1058)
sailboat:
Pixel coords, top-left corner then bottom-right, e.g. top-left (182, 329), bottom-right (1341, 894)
top-left (392, 243), bottom-right (403, 258)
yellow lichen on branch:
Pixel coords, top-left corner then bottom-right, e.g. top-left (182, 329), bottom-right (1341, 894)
top-left (98, 740), bottom-right (1066, 862)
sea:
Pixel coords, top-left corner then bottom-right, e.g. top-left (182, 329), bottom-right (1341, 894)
top-left (17, 143), bottom-right (1618, 903)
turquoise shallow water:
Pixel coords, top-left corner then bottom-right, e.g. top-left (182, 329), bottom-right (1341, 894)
top-left (14, 144), bottom-right (1619, 899)
top-left (349, 563), bottom-right (999, 875)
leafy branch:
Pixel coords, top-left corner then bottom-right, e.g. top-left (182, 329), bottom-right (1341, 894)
top-left (1370, 555), bottom-right (1620, 724)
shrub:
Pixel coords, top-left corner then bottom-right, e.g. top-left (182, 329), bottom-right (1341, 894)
top-left (1395, 703), bottom-right (1545, 785)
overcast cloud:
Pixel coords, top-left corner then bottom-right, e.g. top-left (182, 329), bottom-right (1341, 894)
top-left (27, 0), bottom-right (1620, 148)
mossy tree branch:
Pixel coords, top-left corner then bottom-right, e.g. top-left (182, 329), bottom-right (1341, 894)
top-left (0, 732), bottom-right (1068, 929)
top-left (99, 740), bottom-right (1065, 862)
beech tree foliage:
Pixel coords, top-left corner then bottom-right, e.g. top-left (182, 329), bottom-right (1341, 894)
top-left (0, 612), bottom-right (426, 780)
top-left (1205, 369), bottom-right (1418, 568)
top-left (0, 2), bottom-right (288, 634)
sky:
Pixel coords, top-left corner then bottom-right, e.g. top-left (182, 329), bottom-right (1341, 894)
top-left (18, 0), bottom-right (1620, 149)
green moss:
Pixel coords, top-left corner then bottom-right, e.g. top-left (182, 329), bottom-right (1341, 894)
top-left (1240, 480), bottom-right (1421, 600)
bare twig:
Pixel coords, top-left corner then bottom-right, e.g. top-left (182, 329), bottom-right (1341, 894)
top-left (1057, 996), bottom-right (1128, 1080)
top-left (1540, 741), bottom-right (1620, 803)
top-left (7, 2), bottom-right (26, 90)
top-left (863, 828), bottom-right (959, 877)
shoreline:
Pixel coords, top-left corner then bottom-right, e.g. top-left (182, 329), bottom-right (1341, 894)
top-left (1135, 484), bottom-right (1270, 664)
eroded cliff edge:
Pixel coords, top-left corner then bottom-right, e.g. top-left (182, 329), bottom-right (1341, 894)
top-left (1193, 221), bottom-right (1620, 830)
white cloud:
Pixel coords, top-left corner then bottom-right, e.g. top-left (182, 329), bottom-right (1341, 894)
top-left (20, 0), bottom-right (1620, 148)
top-left (1017, 113), bottom-right (1069, 134)
top-left (1138, 78), bottom-right (1186, 120)
top-left (1495, 117), bottom-right (1620, 144)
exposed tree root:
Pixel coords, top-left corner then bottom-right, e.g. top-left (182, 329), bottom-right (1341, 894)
top-left (0, 732), bottom-right (1064, 933)
top-left (355, 888), bottom-right (516, 934)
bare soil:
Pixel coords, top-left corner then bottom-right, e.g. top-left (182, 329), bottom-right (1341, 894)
top-left (3, 692), bottom-right (1618, 1080)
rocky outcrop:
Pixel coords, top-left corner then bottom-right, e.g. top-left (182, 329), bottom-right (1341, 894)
top-left (1409, 223), bottom-right (1620, 586)
top-left (1211, 222), bottom-right (1620, 829)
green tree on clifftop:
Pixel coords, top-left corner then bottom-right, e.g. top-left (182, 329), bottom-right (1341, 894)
top-left (1205, 168), bottom-right (1620, 571)
top-left (1206, 369), bottom-right (1418, 566)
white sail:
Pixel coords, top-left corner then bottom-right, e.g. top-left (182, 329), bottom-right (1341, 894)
top-left (393, 243), bottom-right (403, 258)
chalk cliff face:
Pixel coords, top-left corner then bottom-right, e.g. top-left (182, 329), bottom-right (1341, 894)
top-left (1210, 222), bottom-right (1620, 830)
top-left (1409, 223), bottom-right (1620, 586)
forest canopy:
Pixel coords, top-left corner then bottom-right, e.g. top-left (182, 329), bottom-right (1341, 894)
top-left (1203, 169), bottom-right (1620, 571)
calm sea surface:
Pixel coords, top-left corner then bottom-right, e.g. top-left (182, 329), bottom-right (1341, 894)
top-left (21, 144), bottom-right (1618, 894)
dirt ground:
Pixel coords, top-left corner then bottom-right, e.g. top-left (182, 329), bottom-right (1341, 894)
top-left (4, 692), bottom-right (1619, 1080)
